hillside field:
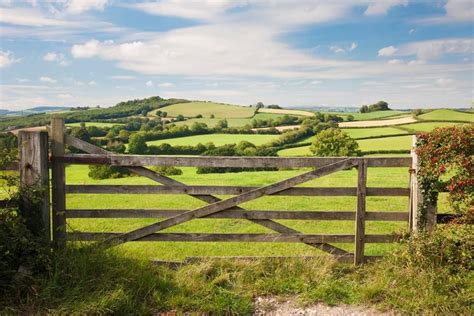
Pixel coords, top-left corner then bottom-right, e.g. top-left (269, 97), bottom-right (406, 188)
top-left (152, 101), bottom-right (255, 118)
top-left (66, 122), bottom-right (124, 128)
top-left (145, 133), bottom-right (279, 147)
top-left (417, 109), bottom-right (473, 122)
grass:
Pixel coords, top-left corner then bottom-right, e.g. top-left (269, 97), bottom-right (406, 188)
top-left (278, 145), bottom-right (312, 156)
top-left (397, 121), bottom-right (467, 132)
top-left (341, 127), bottom-right (409, 139)
top-left (66, 122), bottom-right (124, 127)
top-left (357, 135), bottom-right (412, 152)
top-left (319, 110), bottom-right (407, 121)
top-left (145, 134), bottom-right (279, 147)
top-left (257, 108), bottom-right (314, 116)
top-left (154, 101), bottom-right (255, 118)
top-left (417, 109), bottom-right (474, 122)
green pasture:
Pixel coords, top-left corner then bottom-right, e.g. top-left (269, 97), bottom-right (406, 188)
top-left (416, 109), bottom-right (473, 122)
top-left (278, 146), bottom-right (312, 156)
top-left (172, 113), bottom-right (292, 128)
top-left (145, 133), bottom-right (279, 147)
top-left (357, 135), bottom-right (412, 152)
top-left (341, 127), bottom-right (409, 139)
top-left (319, 110), bottom-right (407, 121)
top-left (154, 101), bottom-right (255, 118)
top-left (397, 121), bottom-right (466, 132)
top-left (65, 164), bottom-right (438, 260)
top-left (66, 122), bottom-right (124, 128)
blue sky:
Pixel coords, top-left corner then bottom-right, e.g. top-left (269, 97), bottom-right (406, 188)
top-left (0, 0), bottom-right (472, 110)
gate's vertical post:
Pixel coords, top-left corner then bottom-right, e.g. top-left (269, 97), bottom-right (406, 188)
top-left (51, 117), bottom-right (67, 248)
top-left (354, 158), bottom-right (367, 265)
top-left (18, 131), bottom-right (51, 243)
top-left (409, 135), bottom-right (419, 232)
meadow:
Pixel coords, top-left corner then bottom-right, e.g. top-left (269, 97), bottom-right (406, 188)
top-left (66, 122), bottom-right (124, 128)
top-left (417, 109), bottom-right (474, 122)
top-left (145, 133), bottom-right (280, 146)
top-left (151, 101), bottom-right (255, 118)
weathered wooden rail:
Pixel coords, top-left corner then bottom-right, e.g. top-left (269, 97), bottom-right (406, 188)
top-left (6, 118), bottom-right (443, 265)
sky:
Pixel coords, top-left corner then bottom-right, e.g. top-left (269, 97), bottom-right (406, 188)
top-left (0, 0), bottom-right (473, 110)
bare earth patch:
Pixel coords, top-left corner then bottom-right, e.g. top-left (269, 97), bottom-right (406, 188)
top-left (338, 116), bottom-right (416, 127)
top-left (254, 297), bottom-right (395, 316)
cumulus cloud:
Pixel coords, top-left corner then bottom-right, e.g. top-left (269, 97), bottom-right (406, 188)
top-left (110, 75), bottom-right (135, 80)
top-left (0, 50), bottom-right (19, 67)
top-left (65, 0), bottom-right (109, 14)
top-left (159, 82), bottom-right (174, 88)
top-left (378, 46), bottom-right (398, 57)
top-left (88, 80), bottom-right (97, 85)
top-left (364, 0), bottom-right (408, 16)
top-left (145, 80), bottom-right (153, 87)
top-left (39, 76), bottom-right (57, 83)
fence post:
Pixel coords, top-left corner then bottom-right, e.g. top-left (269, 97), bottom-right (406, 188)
top-left (18, 131), bottom-right (50, 243)
top-left (51, 117), bottom-right (67, 248)
top-left (354, 158), bottom-right (367, 265)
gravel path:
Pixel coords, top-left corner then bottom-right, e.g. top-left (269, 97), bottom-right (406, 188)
top-left (254, 297), bottom-right (395, 316)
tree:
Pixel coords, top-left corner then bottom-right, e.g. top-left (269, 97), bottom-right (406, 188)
top-left (215, 119), bottom-right (228, 129)
top-left (310, 128), bottom-right (360, 157)
top-left (369, 100), bottom-right (389, 112)
top-left (210, 114), bottom-right (215, 119)
top-left (360, 105), bottom-right (369, 113)
top-left (128, 133), bottom-right (148, 154)
top-left (175, 114), bottom-right (185, 122)
top-left (255, 102), bottom-right (264, 109)
top-left (346, 115), bottom-right (354, 121)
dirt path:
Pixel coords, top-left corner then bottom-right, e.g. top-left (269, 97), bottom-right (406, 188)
top-left (254, 297), bottom-right (394, 316)
top-left (338, 116), bottom-right (416, 127)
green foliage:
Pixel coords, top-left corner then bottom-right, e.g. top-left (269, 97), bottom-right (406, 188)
top-left (150, 166), bottom-right (183, 176)
top-left (360, 101), bottom-right (390, 113)
top-left (88, 165), bottom-right (131, 180)
top-left (128, 133), bottom-right (148, 154)
top-left (310, 128), bottom-right (360, 156)
top-left (416, 125), bottom-right (473, 224)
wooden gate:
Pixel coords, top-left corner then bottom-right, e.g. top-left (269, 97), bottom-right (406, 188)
top-left (44, 118), bottom-right (413, 264)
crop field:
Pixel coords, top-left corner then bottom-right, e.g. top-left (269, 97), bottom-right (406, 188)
top-left (339, 116), bottom-right (416, 127)
top-left (145, 133), bottom-right (279, 147)
top-left (64, 164), bottom-right (455, 261)
top-left (66, 122), bottom-right (124, 128)
top-left (154, 101), bottom-right (255, 118)
top-left (417, 109), bottom-right (473, 122)
top-left (257, 108), bottom-right (314, 116)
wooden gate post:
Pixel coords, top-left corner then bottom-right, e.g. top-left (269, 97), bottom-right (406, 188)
top-left (51, 117), bottom-right (67, 248)
top-left (18, 131), bottom-right (50, 242)
top-left (354, 158), bottom-right (367, 265)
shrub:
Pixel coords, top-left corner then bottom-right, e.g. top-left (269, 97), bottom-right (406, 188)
top-left (310, 128), bottom-right (360, 156)
top-left (88, 165), bottom-right (131, 179)
top-left (150, 166), bottom-right (183, 176)
top-left (128, 133), bottom-right (148, 154)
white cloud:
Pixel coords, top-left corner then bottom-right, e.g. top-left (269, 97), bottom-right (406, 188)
top-left (65, 0), bottom-right (109, 14)
top-left (310, 80), bottom-right (322, 85)
top-left (71, 39), bottom-right (101, 58)
top-left (420, 0), bottom-right (473, 24)
top-left (409, 28), bottom-right (415, 35)
top-left (0, 50), bottom-right (19, 67)
top-left (110, 75), bottom-right (135, 80)
top-left (378, 46), bottom-right (398, 57)
top-left (16, 78), bottom-right (30, 83)
top-left (364, 0), bottom-right (408, 16)
top-left (159, 82), bottom-right (174, 88)
top-left (349, 42), bottom-right (358, 51)
top-left (436, 78), bottom-right (454, 85)
top-left (388, 59), bottom-right (404, 64)
top-left (381, 38), bottom-right (473, 60)
top-left (145, 80), bottom-right (153, 87)
top-left (330, 46), bottom-right (345, 54)
top-left (88, 80), bottom-right (97, 85)
top-left (58, 93), bottom-right (73, 99)
top-left (39, 76), bottom-right (57, 83)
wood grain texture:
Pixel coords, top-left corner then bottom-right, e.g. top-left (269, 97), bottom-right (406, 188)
top-left (51, 118), bottom-right (66, 248)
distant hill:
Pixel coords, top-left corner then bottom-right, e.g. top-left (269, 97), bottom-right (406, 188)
top-left (0, 106), bottom-right (71, 117)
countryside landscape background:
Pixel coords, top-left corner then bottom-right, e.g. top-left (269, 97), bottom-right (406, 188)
top-left (1, 0), bottom-right (473, 314)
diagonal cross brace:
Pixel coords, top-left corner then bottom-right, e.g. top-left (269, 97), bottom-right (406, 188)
top-left (65, 135), bottom-right (352, 255)
top-left (102, 158), bottom-right (357, 247)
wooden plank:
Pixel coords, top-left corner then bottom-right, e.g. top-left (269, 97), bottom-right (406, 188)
top-left (354, 159), bottom-right (367, 265)
top-left (101, 158), bottom-right (358, 247)
top-left (410, 135), bottom-right (419, 232)
top-left (18, 131), bottom-right (51, 242)
top-left (66, 185), bottom-right (410, 196)
top-left (69, 232), bottom-right (397, 243)
top-left (54, 154), bottom-right (411, 168)
top-left (66, 209), bottom-right (408, 221)
top-left (51, 117), bottom-right (67, 248)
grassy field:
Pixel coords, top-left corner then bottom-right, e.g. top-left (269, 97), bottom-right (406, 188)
top-left (278, 145), bottom-right (312, 156)
top-left (341, 127), bottom-right (409, 139)
top-left (145, 133), bottom-right (279, 147)
top-left (66, 122), bottom-right (124, 127)
top-left (154, 101), bottom-right (255, 118)
top-left (319, 110), bottom-right (407, 121)
top-left (64, 164), bottom-right (436, 261)
top-left (417, 109), bottom-right (474, 122)
top-left (357, 135), bottom-right (412, 152)
top-left (258, 108), bottom-right (314, 116)
top-left (397, 121), bottom-right (465, 132)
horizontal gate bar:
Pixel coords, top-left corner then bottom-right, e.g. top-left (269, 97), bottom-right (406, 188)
top-left (54, 154), bottom-right (411, 168)
top-left (68, 232), bottom-right (400, 243)
top-left (66, 185), bottom-right (409, 196)
top-left (66, 209), bottom-right (408, 221)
